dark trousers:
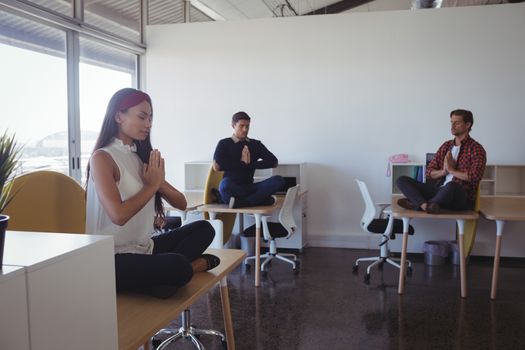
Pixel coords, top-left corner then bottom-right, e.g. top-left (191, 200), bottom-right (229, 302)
top-left (219, 175), bottom-right (285, 206)
top-left (396, 176), bottom-right (473, 211)
top-left (114, 220), bottom-right (214, 293)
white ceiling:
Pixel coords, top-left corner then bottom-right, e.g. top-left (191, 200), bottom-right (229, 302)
top-left (192, 0), bottom-right (410, 20)
top-left (191, 0), bottom-right (517, 21)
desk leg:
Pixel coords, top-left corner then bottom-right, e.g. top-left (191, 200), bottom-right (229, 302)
top-left (254, 213), bottom-right (262, 287)
top-left (210, 212), bottom-right (217, 220)
top-left (490, 220), bottom-right (505, 300)
top-left (220, 277), bottom-right (235, 350)
top-left (398, 217), bottom-right (410, 295)
top-left (180, 211), bottom-right (188, 225)
top-left (457, 219), bottom-right (467, 298)
top-left (239, 214), bottom-right (244, 234)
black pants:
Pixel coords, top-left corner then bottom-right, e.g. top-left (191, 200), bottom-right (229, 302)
top-left (114, 220), bottom-right (214, 293)
top-left (396, 176), bottom-right (473, 211)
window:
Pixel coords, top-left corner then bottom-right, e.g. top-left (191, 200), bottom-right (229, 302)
top-left (27, 0), bottom-right (73, 17)
top-left (84, 0), bottom-right (141, 43)
top-left (0, 11), bottom-right (68, 175)
top-left (79, 36), bottom-right (137, 183)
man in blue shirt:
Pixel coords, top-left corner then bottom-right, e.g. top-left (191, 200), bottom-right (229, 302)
top-left (213, 111), bottom-right (284, 208)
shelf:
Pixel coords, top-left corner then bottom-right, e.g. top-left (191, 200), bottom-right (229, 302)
top-left (391, 164), bottom-right (525, 197)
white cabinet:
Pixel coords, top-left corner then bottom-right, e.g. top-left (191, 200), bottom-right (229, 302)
top-left (0, 265), bottom-right (30, 350)
top-left (484, 165), bottom-right (525, 196)
top-left (3, 231), bottom-right (118, 350)
top-left (391, 164), bottom-right (525, 197)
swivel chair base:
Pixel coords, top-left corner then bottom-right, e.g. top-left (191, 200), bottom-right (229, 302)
top-left (152, 309), bottom-right (226, 350)
top-left (352, 239), bottom-right (412, 284)
top-left (245, 251), bottom-right (300, 275)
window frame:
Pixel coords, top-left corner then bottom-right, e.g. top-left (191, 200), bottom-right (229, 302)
top-left (0, 0), bottom-right (146, 182)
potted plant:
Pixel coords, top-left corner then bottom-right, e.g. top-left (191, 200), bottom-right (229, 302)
top-left (0, 130), bottom-right (22, 267)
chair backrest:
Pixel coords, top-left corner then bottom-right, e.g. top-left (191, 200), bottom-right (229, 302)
top-left (278, 184), bottom-right (300, 236)
top-left (355, 179), bottom-right (377, 232)
top-left (3, 170), bottom-right (86, 233)
top-left (202, 165), bottom-right (236, 244)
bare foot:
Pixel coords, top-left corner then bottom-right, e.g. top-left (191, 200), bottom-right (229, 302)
top-left (191, 257), bottom-right (208, 273)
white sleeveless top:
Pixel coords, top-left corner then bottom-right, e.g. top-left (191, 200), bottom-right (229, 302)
top-left (86, 138), bottom-right (155, 254)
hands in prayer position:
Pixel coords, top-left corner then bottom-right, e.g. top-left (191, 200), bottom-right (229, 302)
top-left (241, 145), bottom-right (251, 165)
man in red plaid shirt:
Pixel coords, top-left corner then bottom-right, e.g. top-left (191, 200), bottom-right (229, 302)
top-left (396, 109), bottom-right (486, 214)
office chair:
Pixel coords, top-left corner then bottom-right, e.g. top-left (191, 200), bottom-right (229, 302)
top-left (3, 170), bottom-right (86, 233)
top-left (353, 179), bottom-right (414, 284)
top-left (242, 185), bottom-right (300, 276)
top-left (152, 219), bottom-right (227, 350)
top-left (203, 165), bottom-right (236, 244)
top-left (154, 168), bottom-right (231, 349)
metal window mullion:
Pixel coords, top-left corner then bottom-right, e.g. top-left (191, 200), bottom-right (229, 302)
top-left (0, 0), bottom-right (145, 54)
top-left (73, 0), bottom-right (83, 22)
top-left (66, 29), bottom-right (81, 182)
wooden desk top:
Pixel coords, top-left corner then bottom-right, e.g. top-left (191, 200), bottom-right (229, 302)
top-left (480, 196), bottom-right (525, 221)
top-left (391, 195), bottom-right (479, 220)
top-left (117, 248), bottom-right (246, 350)
top-left (197, 196), bottom-right (284, 215)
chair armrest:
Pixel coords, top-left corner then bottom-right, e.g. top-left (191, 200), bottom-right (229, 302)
top-left (375, 203), bottom-right (392, 219)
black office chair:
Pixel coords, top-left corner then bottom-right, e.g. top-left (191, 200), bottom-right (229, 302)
top-left (151, 219), bottom-right (227, 350)
top-left (352, 179), bottom-right (415, 284)
top-left (243, 185), bottom-right (301, 275)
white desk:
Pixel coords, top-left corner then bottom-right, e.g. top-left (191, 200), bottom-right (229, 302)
top-left (391, 195), bottom-right (479, 298)
top-left (3, 231), bottom-right (118, 350)
top-left (0, 265), bottom-right (30, 350)
top-left (198, 198), bottom-right (283, 287)
top-left (479, 196), bottom-right (525, 300)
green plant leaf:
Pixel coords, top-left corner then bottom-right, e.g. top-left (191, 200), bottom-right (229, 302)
top-left (0, 130), bottom-right (23, 213)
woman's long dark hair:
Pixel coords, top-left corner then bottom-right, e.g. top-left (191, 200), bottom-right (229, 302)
top-left (86, 88), bottom-right (165, 230)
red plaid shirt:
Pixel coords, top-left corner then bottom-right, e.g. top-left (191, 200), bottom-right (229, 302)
top-left (426, 135), bottom-right (486, 201)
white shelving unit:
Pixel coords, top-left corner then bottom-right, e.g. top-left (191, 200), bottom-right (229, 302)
top-left (391, 163), bottom-right (425, 195)
top-left (184, 161), bottom-right (308, 250)
top-left (391, 163), bottom-right (525, 197)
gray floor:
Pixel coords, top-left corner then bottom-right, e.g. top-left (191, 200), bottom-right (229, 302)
top-left (154, 247), bottom-right (525, 350)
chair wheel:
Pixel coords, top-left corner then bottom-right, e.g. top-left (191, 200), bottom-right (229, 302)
top-left (352, 265), bottom-right (358, 273)
top-left (364, 273), bottom-right (370, 284)
top-left (261, 270), bottom-right (268, 278)
top-left (222, 340), bottom-right (228, 349)
top-left (407, 266), bottom-right (413, 277)
top-left (152, 337), bottom-right (162, 349)
top-left (293, 266), bottom-right (300, 274)
top-left (244, 263), bottom-right (251, 271)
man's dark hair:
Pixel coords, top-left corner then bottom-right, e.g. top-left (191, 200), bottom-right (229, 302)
top-left (232, 111), bottom-right (251, 124)
top-left (450, 109), bottom-right (474, 131)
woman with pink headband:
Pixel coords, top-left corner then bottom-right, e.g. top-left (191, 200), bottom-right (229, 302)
top-left (86, 88), bottom-right (219, 298)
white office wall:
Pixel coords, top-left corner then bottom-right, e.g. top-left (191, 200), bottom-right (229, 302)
top-left (145, 4), bottom-right (525, 256)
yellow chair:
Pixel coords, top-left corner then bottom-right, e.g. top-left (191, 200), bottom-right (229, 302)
top-left (457, 185), bottom-right (481, 257)
top-left (202, 165), bottom-right (236, 245)
top-left (3, 170), bottom-right (86, 233)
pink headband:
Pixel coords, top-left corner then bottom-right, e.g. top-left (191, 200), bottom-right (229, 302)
top-left (118, 90), bottom-right (151, 111)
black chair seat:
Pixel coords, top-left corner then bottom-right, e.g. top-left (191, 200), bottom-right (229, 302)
top-left (243, 222), bottom-right (289, 238)
top-left (367, 218), bottom-right (415, 235)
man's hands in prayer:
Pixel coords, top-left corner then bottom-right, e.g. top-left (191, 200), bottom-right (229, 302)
top-left (241, 145), bottom-right (251, 164)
